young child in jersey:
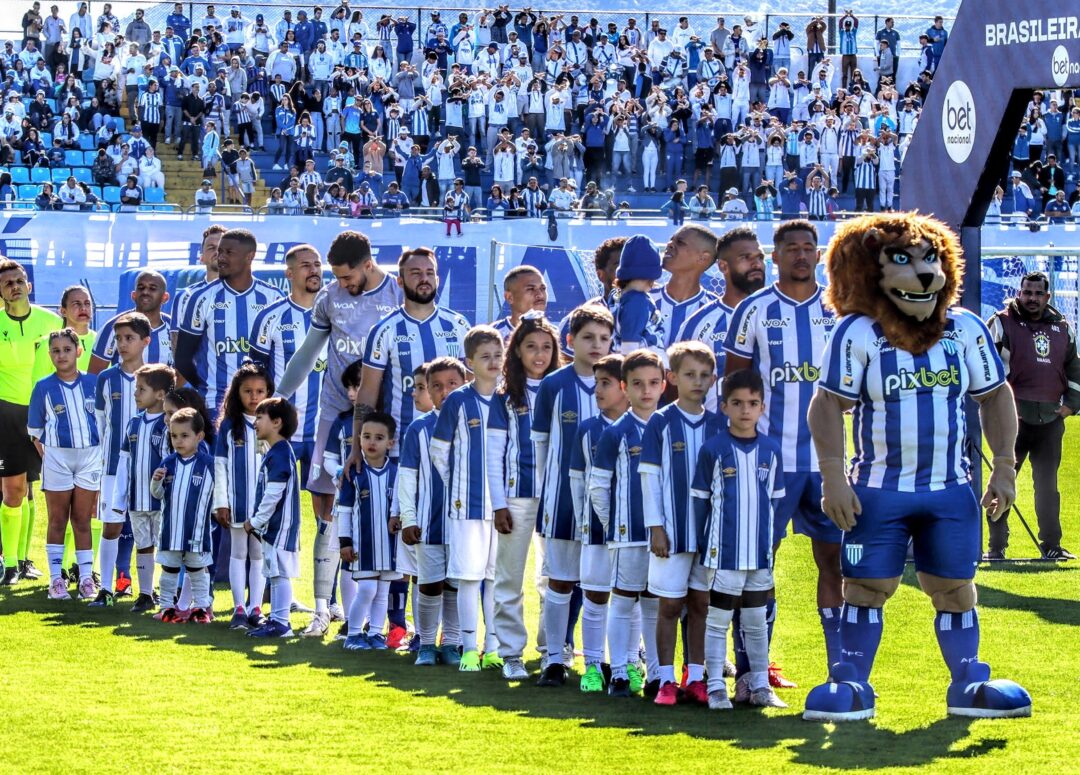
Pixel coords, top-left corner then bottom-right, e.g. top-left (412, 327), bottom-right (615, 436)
top-left (589, 349), bottom-right (666, 698)
top-left (533, 304), bottom-right (614, 688)
top-left (92, 312), bottom-right (152, 605)
top-left (338, 411), bottom-right (399, 651)
top-left (640, 341), bottom-right (723, 705)
top-left (487, 313), bottom-right (561, 681)
top-left (29, 328), bottom-right (103, 601)
top-left (693, 369), bottom-right (786, 710)
top-left (400, 358), bottom-right (466, 667)
top-left (443, 192), bottom-right (464, 236)
top-left (570, 353), bottom-right (628, 694)
top-left (245, 397), bottom-right (302, 638)
top-left (609, 235), bottom-right (664, 354)
top-left (431, 326), bottom-right (505, 673)
top-left (150, 408), bottom-right (216, 624)
top-left (214, 362), bottom-right (274, 631)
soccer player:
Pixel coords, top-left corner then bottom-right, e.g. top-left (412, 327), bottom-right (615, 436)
top-left (652, 225), bottom-right (721, 347)
top-left (693, 369), bottom-right (787, 710)
top-left (570, 353), bottom-right (628, 693)
top-left (150, 408), bottom-right (216, 624)
top-left (557, 237), bottom-right (625, 357)
top-left (487, 314), bottom-right (561, 680)
top-left (338, 411), bottom-right (399, 651)
top-left (431, 326), bottom-right (505, 672)
top-left (491, 265), bottom-right (548, 340)
top-left (30, 329), bottom-right (101, 600)
top-left (90, 270), bottom-right (173, 372)
top-left (175, 227), bottom-right (284, 421)
top-left (640, 341), bottom-right (723, 706)
top-left (723, 219), bottom-right (841, 694)
top-left (400, 358), bottom-right (466, 667)
top-left (610, 235), bottom-right (664, 354)
top-left (0, 259), bottom-right (62, 585)
top-left (533, 304), bottom-right (614, 687)
top-left (677, 228), bottom-right (767, 411)
top-left (245, 397), bottom-right (302, 638)
top-left (169, 223), bottom-right (224, 352)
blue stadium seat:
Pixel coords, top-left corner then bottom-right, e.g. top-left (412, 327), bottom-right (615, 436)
top-left (71, 167), bottom-right (91, 184)
top-left (64, 150), bottom-right (84, 167)
top-left (103, 186), bottom-right (121, 204)
top-left (46, 98), bottom-right (56, 111)
top-left (78, 134), bottom-right (95, 150)
top-left (144, 188), bottom-right (165, 203)
top-left (83, 150), bottom-right (97, 165)
top-left (31, 167), bottom-right (50, 183)
top-left (11, 167), bottom-right (29, 184)
top-left (18, 184), bottom-right (37, 200)
top-left (113, 119), bottom-right (125, 133)
top-left (50, 167), bottom-right (71, 183)
top-left (89, 185), bottom-right (102, 199)
top-left (39, 133), bottom-right (52, 146)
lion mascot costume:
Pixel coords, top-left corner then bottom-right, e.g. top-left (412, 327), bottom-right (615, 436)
top-left (802, 213), bottom-right (1032, 721)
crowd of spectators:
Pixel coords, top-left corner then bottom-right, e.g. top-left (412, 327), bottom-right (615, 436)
top-left (2, 2), bottom-right (1079, 221)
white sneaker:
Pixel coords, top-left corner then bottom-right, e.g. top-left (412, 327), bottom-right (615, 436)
top-left (502, 658), bottom-right (530, 681)
top-left (561, 642), bottom-right (575, 668)
top-left (750, 687), bottom-right (788, 708)
top-left (300, 612), bottom-right (330, 638)
top-left (48, 577), bottom-right (70, 600)
top-left (77, 575), bottom-right (97, 600)
top-left (290, 599), bottom-right (314, 614)
top-left (273, 163), bottom-right (283, 170)
top-left (328, 602), bottom-right (346, 622)
top-left (708, 689), bottom-right (733, 710)
top-left (733, 674), bottom-right (752, 703)
top-left (627, 186), bottom-right (637, 193)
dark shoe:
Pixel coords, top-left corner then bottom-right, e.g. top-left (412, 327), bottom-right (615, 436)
top-left (18, 559), bottom-right (43, 580)
top-left (643, 678), bottom-right (661, 699)
top-left (1, 566), bottom-right (19, 586)
top-left (608, 677), bottom-right (631, 697)
top-left (88, 589), bottom-right (115, 607)
top-left (1044, 546), bottom-right (1076, 560)
top-left (536, 662), bottom-right (567, 687)
top-left (982, 549), bottom-right (1006, 561)
top-left (131, 592), bottom-right (157, 613)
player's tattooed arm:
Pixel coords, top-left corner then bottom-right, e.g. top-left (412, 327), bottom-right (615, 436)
top-left (809, 387), bottom-right (860, 531)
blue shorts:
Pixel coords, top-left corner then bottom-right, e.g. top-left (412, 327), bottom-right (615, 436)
top-left (291, 440), bottom-right (315, 492)
top-left (843, 484), bottom-right (981, 580)
top-left (775, 472), bottom-right (843, 545)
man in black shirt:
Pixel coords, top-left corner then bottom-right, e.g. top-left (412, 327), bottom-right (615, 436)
top-left (178, 81), bottom-right (205, 161)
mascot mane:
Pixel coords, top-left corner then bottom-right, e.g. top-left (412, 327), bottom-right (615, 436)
top-left (822, 213), bottom-right (964, 355)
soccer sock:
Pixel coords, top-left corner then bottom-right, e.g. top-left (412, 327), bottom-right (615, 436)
top-left (115, 520), bottom-right (134, 578)
top-left (90, 519), bottom-right (102, 568)
top-left (935, 609), bottom-right (980, 682)
top-left (247, 535), bottom-right (266, 611)
top-left (417, 591), bottom-right (443, 646)
top-left (178, 572), bottom-right (193, 610)
top-left (705, 605), bottom-right (734, 694)
top-left (741, 605), bottom-right (770, 691)
top-left (339, 570), bottom-right (357, 616)
top-left (687, 663), bottom-right (705, 683)
top-left (766, 598), bottom-right (776, 645)
top-left (732, 608), bottom-right (749, 676)
top-left (839, 604), bottom-right (884, 681)
top-left (481, 577), bottom-right (498, 654)
top-left (62, 522), bottom-right (75, 571)
top-left (312, 518), bottom-right (335, 605)
top-left (46, 543), bottom-right (64, 582)
top-left (627, 599), bottom-right (642, 666)
top-left (659, 664), bottom-right (677, 685)
top-left (441, 585), bottom-right (461, 647)
top-left (410, 582), bottom-right (419, 633)
top-left (190, 567), bottom-right (211, 610)
top-left (819, 605), bottom-right (844, 670)
top-left (98, 537), bottom-right (119, 594)
top-left (270, 577), bottom-right (293, 627)
top-left (581, 598), bottom-right (608, 666)
top-left (387, 578), bottom-right (409, 629)
top-left (1, 502), bottom-right (23, 568)
top-left (369, 580), bottom-right (390, 637)
top-left (349, 579), bottom-right (377, 637)
top-left (228, 526), bottom-right (248, 609)
top-left (566, 583), bottom-right (583, 648)
top-left (136, 551), bottom-right (155, 597)
top-left (639, 596), bottom-right (660, 680)
top-left (455, 579), bottom-right (481, 653)
top-left (18, 497), bottom-right (33, 560)
top-left (607, 593), bottom-right (635, 677)
top-left (158, 568), bottom-right (180, 609)
top-left (75, 549), bottom-right (93, 581)
top-left (542, 589), bottom-right (573, 665)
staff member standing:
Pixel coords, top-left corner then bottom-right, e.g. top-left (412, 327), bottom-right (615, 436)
top-left (986, 271), bottom-right (1080, 560)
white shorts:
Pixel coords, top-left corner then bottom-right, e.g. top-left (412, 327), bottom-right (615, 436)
top-left (579, 543), bottom-right (611, 593)
top-left (416, 543), bottom-right (449, 585)
top-left (708, 568), bottom-right (775, 596)
top-left (353, 569), bottom-right (403, 581)
top-left (609, 545), bottom-right (649, 593)
top-left (98, 475), bottom-right (123, 523)
top-left (263, 542), bottom-right (300, 580)
top-left (647, 552), bottom-right (709, 598)
top-left (446, 519), bottom-right (496, 582)
top-left (542, 537), bottom-right (581, 582)
top-left (157, 549), bottom-right (212, 568)
top-left (396, 539), bottom-right (417, 577)
top-left (130, 510), bottom-right (162, 550)
top-left (42, 446), bottom-right (102, 492)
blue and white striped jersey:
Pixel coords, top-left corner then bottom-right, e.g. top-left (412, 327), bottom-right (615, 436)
top-left (322, 408), bottom-right (354, 479)
top-left (724, 284), bottom-right (835, 473)
top-left (692, 430), bottom-right (785, 570)
top-left (486, 380), bottom-right (541, 508)
top-left (179, 278), bottom-right (284, 416)
top-left (250, 297), bottom-right (322, 443)
top-left (611, 288), bottom-right (664, 351)
top-left (650, 286), bottom-right (719, 348)
top-left (532, 365), bottom-right (598, 539)
top-left (432, 384), bottom-right (493, 521)
top-left (677, 299), bottom-right (734, 412)
top-left (214, 415), bottom-right (261, 525)
top-left (398, 410), bottom-right (446, 545)
top-left (591, 410), bottom-right (650, 546)
top-left (336, 459), bottom-right (398, 573)
top-left (557, 293), bottom-right (608, 357)
top-left (491, 316), bottom-right (515, 341)
top-left (364, 305), bottom-right (470, 449)
top-left (639, 404), bottom-right (724, 554)
top-left (28, 372), bottom-right (100, 449)
top-left (251, 439), bottom-right (301, 552)
top-left (117, 411), bottom-right (170, 512)
top-left (155, 450), bottom-right (216, 553)
top-left (569, 414), bottom-right (611, 546)
top-left (93, 313), bottom-right (173, 366)
top-left (169, 280), bottom-right (207, 334)
top-left (818, 309), bottom-right (1005, 492)
top-left (95, 366), bottom-right (136, 476)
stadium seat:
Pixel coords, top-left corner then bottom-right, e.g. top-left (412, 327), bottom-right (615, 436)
top-left (113, 119), bottom-right (125, 133)
top-left (71, 167), bottom-right (91, 184)
top-left (18, 184), bottom-right (37, 200)
top-left (103, 186), bottom-right (121, 204)
top-left (83, 150), bottom-right (97, 165)
top-left (144, 188), bottom-right (165, 203)
top-left (31, 167), bottom-right (50, 183)
top-left (39, 133), bottom-right (52, 146)
top-left (46, 98), bottom-right (56, 111)
top-left (89, 185), bottom-right (102, 199)
top-left (10, 167), bottom-right (29, 184)
top-left (78, 135), bottom-right (95, 150)
top-left (64, 150), bottom-right (84, 167)
top-left (50, 168), bottom-right (71, 183)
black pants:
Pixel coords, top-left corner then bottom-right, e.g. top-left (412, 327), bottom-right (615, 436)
top-left (855, 187), bottom-right (875, 211)
top-left (988, 416), bottom-right (1065, 552)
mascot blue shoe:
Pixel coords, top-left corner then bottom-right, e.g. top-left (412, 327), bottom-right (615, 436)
top-left (946, 661), bottom-right (1032, 718)
top-left (802, 663), bottom-right (876, 722)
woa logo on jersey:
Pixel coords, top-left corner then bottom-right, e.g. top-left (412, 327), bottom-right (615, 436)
top-left (883, 365), bottom-right (961, 396)
top-left (769, 362), bottom-right (820, 387)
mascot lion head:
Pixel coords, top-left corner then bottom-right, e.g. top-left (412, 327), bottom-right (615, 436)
top-left (822, 213), bottom-right (964, 355)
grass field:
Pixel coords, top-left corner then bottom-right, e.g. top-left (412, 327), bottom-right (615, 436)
top-left (2, 428), bottom-right (1078, 775)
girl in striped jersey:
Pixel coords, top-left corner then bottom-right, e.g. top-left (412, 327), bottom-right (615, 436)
top-left (214, 363), bottom-right (273, 631)
top-left (150, 408), bottom-right (216, 625)
top-left (29, 329), bottom-right (103, 601)
top-left (486, 314), bottom-right (561, 681)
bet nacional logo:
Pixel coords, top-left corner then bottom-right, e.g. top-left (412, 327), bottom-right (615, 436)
top-left (942, 80), bottom-right (977, 164)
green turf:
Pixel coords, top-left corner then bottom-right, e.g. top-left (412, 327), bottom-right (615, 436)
top-left (2, 425), bottom-right (1078, 774)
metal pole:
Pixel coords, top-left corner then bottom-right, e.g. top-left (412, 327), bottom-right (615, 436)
top-left (488, 237), bottom-right (498, 323)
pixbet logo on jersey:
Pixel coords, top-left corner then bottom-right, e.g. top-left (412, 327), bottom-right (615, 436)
top-left (769, 362), bottom-right (819, 386)
top-left (214, 337), bottom-right (251, 355)
top-left (882, 365), bottom-right (961, 396)
top-left (942, 80), bottom-right (976, 164)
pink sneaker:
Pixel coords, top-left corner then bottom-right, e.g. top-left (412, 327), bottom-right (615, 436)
top-left (48, 577), bottom-right (70, 600)
top-left (654, 681), bottom-right (680, 706)
top-left (682, 680), bottom-right (709, 705)
top-left (77, 575), bottom-right (97, 600)
top-left (174, 608), bottom-right (193, 622)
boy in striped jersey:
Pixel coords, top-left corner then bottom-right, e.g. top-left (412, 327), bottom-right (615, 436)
top-left (570, 354), bottom-right (628, 693)
top-left (533, 304), bottom-right (614, 688)
top-left (400, 358), bottom-right (466, 667)
top-left (150, 408), bottom-right (216, 624)
top-left (590, 349), bottom-right (666, 698)
top-left (693, 369), bottom-right (787, 710)
top-left (640, 342), bottom-right (724, 706)
top-left (431, 326), bottom-right (505, 673)
top-left (92, 312), bottom-right (152, 604)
